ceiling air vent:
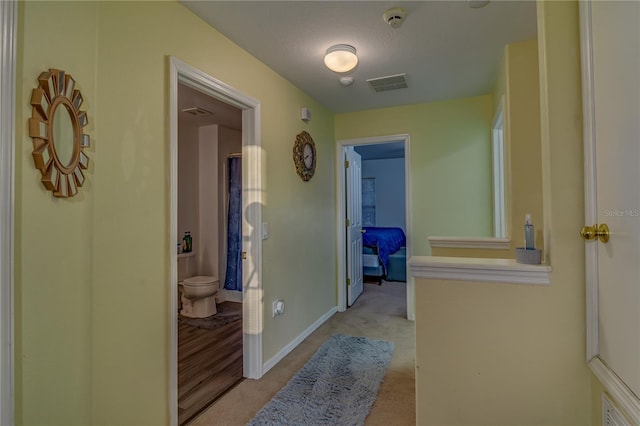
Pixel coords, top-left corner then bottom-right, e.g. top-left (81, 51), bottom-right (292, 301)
top-left (181, 107), bottom-right (214, 117)
top-left (366, 73), bottom-right (408, 92)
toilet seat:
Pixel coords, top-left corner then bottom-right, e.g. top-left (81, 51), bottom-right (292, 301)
top-left (183, 275), bottom-right (218, 287)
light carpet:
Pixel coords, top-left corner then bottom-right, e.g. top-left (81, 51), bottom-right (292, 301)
top-left (247, 333), bottom-right (394, 426)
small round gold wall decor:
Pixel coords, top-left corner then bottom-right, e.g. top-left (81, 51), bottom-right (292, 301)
top-left (29, 68), bottom-right (90, 198)
top-left (293, 131), bottom-right (316, 181)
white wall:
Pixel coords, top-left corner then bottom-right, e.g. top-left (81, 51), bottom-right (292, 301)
top-left (179, 122), bottom-right (237, 280)
top-left (361, 157), bottom-right (406, 231)
top-left (198, 125), bottom-right (219, 277)
top-left (178, 121), bottom-right (199, 249)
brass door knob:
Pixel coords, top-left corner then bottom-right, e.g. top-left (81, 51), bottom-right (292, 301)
top-left (580, 223), bottom-right (610, 243)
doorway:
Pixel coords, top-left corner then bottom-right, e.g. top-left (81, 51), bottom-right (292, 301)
top-left (335, 134), bottom-right (414, 320)
top-left (176, 81), bottom-right (243, 425)
top-left (169, 57), bottom-right (264, 426)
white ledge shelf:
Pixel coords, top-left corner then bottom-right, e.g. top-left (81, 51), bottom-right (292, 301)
top-left (178, 252), bottom-right (196, 259)
top-left (428, 236), bottom-right (511, 249)
top-left (409, 256), bottom-right (552, 286)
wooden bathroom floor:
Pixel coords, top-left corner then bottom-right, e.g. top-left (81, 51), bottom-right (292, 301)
top-left (178, 302), bottom-right (243, 426)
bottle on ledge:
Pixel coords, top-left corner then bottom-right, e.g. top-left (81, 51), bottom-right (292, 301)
top-left (524, 214), bottom-right (535, 250)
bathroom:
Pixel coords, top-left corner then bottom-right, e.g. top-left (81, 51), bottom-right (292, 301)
top-left (177, 82), bottom-right (243, 425)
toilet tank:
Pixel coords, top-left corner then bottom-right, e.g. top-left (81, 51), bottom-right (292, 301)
top-left (177, 252), bottom-right (196, 281)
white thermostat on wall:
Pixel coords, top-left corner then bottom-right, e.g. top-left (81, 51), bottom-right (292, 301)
top-left (300, 107), bottom-right (311, 122)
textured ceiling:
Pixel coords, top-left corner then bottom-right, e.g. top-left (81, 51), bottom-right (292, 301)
top-left (180, 1), bottom-right (537, 113)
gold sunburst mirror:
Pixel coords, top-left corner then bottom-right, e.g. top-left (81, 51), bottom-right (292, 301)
top-left (29, 68), bottom-right (90, 198)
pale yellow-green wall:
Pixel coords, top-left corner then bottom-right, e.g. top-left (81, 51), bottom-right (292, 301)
top-left (591, 373), bottom-right (605, 423)
top-left (415, 279), bottom-right (590, 424)
top-left (502, 39), bottom-right (544, 253)
top-left (16, 1), bottom-right (336, 424)
top-left (433, 39), bottom-right (543, 260)
top-left (14, 1), bottom-right (97, 424)
top-left (414, 1), bottom-right (592, 424)
top-left (336, 95), bottom-right (494, 257)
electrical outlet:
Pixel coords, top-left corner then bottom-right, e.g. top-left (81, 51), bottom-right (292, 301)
top-left (272, 299), bottom-right (285, 317)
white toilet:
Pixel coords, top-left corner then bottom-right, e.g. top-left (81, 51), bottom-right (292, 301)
top-left (178, 253), bottom-right (219, 318)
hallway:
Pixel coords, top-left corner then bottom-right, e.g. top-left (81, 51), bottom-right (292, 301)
top-left (191, 281), bottom-right (415, 425)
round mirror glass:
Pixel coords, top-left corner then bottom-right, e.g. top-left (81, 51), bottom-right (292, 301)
top-left (51, 103), bottom-right (76, 168)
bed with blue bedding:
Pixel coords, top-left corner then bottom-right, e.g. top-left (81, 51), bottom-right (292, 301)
top-left (362, 227), bottom-right (406, 282)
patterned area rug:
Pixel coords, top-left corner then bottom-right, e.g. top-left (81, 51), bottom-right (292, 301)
top-left (178, 303), bottom-right (242, 329)
top-left (248, 334), bottom-right (394, 426)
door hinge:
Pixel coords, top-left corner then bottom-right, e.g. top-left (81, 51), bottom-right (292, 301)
top-left (345, 160), bottom-right (350, 168)
top-left (346, 278), bottom-right (351, 286)
top-left (242, 251), bottom-right (247, 260)
top-left (345, 218), bottom-right (350, 227)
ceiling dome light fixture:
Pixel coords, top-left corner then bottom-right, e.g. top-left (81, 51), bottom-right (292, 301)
top-left (324, 44), bottom-right (358, 73)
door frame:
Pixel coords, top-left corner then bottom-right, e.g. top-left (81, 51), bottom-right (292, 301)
top-left (335, 134), bottom-right (414, 320)
top-left (0, 1), bottom-right (16, 424)
top-left (580, 2), bottom-right (640, 421)
top-left (169, 57), bottom-right (264, 425)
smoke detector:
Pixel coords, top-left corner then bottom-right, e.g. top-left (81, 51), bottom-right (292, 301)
top-left (383, 7), bottom-right (407, 29)
top-left (340, 76), bottom-right (354, 86)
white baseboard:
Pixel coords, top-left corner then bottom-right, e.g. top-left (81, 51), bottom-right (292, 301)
top-left (262, 306), bottom-right (338, 374)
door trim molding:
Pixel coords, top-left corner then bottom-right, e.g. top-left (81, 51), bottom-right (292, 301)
top-left (169, 57), bottom-right (263, 426)
top-left (0, 1), bottom-right (16, 424)
top-left (579, 0), bottom-right (600, 362)
top-left (579, 3), bottom-right (640, 422)
top-left (335, 134), bottom-right (414, 320)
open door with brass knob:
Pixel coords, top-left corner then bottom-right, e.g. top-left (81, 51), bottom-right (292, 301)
top-left (580, 223), bottom-right (609, 243)
top-left (580, 0), bottom-right (640, 420)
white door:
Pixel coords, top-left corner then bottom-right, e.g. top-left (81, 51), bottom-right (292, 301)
top-left (581, 0), bottom-right (640, 417)
top-left (345, 147), bottom-right (363, 306)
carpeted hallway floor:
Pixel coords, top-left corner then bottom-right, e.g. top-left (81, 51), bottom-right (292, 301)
top-left (190, 280), bottom-right (415, 425)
